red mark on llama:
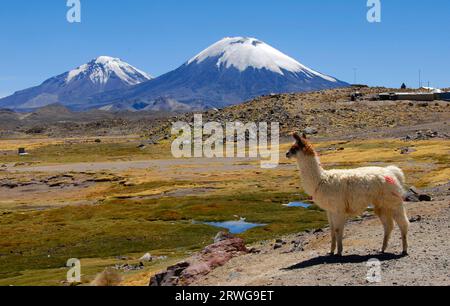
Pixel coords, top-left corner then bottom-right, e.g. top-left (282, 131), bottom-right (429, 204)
top-left (385, 176), bottom-right (397, 185)
top-left (385, 176), bottom-right (403, 199)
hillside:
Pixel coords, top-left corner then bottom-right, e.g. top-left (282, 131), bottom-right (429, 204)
top-left (1, 87), bottom-right (449, 140)
top-left (150, 86), bottom-right (450, 141)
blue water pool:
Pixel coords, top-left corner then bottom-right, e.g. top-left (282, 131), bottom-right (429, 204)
top-left (284, 202), bottom-right (312, 208)
top-left (204, 220), bottom-right (266, 234)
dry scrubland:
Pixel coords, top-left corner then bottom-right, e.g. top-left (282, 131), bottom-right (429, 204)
top-left (0, 87), bottom-right (449, 286)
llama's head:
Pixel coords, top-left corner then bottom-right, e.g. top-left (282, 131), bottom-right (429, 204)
top-left (286, 132), bottom-right (316, 160)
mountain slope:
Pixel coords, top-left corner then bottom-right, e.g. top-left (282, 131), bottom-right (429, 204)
top-left (0, 56), bottom-right (151, 111)
top-left (92, 37), bottom-right (348, 110)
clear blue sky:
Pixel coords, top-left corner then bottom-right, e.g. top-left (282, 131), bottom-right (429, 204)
top-left (1, 0), bottom-right (449, 97)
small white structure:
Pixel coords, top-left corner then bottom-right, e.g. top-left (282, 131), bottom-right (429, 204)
top-left (139, 253), bottom-right (153, 262)
top-left (18, 148), bottom-right (29, 156)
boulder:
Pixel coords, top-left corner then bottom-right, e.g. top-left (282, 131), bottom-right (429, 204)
top-left (149, 261), bottom-right (190, 287)
top-left (418, 194), bottom-right (432, 202)
top-left (304, 127), bottom-right (318, 135)
top-left (149, 235), bottom-right (248, 286)
top-left (404, 187), bottom-right (433, 202)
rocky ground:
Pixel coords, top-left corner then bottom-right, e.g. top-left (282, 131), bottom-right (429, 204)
top-left (113, 181), bottom-right (449, 287)
top-left (191, 185), bottom-right (450, 286)
top-left (161, 87), bottom-right (449, 140)
top-left (0, 104), bottom-right (170, 138)
top-left (1, 87), bottom-right (449, 140)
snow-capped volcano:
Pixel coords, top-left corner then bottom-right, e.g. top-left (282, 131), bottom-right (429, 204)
top-left (188, 37), bottom-right (337, 81)
top-left (93, 37), bottom-right (348, 110)
top-left (66, 56), bottom-right (151, 86)
top-left (0, 56), bottom-right (151, 111)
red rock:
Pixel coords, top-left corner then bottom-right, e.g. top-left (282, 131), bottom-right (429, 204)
top-left (149, 235), bottom-right (248, 286)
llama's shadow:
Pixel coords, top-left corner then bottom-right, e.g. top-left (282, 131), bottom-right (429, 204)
top-left (283, 253), bottom-right (406, 271)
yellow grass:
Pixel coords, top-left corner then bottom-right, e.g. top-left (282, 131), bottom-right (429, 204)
top-left (417, 167), bottom-right (450, 187)
top-left (0, 136), bottom-right (140, 151)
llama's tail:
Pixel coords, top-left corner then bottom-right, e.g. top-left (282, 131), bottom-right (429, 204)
top-left (386, 166), bottom-right (406, 196)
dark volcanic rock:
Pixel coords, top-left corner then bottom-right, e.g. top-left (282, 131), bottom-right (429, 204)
top-left (405, 187), bottom-right (433, 202)
top-left (149, 261), bottom-right (190, 287)
top-left (418, 194), bottom-right (432, 202)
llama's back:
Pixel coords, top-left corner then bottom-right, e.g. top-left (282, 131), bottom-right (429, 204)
top-left (327, 166), bottom-right (404, 184)
top-left (306, 163), bottom-right (407, 215)
top-left (324, 165), bottom-right (406, 204)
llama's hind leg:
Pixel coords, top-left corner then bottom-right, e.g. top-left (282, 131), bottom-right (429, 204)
top-left (377, 210), bottom-right (394, 253)
top-left (393, 205), bottom-right (410, 256)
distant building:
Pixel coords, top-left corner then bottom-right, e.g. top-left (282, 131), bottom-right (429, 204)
top-left (18, 148), bottom-right (28, 156)
top-left (436, 92), bottom-right (450, 101)
top-left (379, 92), bottom-right (436, 101)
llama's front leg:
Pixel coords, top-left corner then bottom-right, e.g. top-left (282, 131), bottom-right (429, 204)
top-left (327, 213), bottom-right (336, 256)
top-left (330, 231), bottom-right (337, 256)
top-left (378, 211), bottom-right (394, 253)
top-left (327, 212), bottom-right (336, 255)
top-left (332, 215), bottom-right (347, 256)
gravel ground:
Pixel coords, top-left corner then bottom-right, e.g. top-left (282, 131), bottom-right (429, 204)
top-left (194, 196), bottom-right (450, 286)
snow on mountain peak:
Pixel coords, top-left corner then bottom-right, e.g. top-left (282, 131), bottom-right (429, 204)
top-left (94, 55), bottom-right (117, 64)
top-left (188, 37), bottom-right (337, 82)
top-left (66, 56), bottom-right (152, 85)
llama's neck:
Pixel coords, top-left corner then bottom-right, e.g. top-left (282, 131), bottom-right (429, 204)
top-left (296, 155), bottom-right (325, 196)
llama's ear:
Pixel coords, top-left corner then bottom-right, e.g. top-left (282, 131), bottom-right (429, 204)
top-left (302, 133), bottom-right (308, 140)
top-left (293, 132), bottom-right (302, 143)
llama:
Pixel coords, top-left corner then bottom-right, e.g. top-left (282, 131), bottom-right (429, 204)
top-left (286, 133), bottom-right (410, 256)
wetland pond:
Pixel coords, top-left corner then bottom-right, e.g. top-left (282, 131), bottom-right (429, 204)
top-left (203, 219), bottom-right (266, 234)
top-left (283, 202), bottom-right (312, 208)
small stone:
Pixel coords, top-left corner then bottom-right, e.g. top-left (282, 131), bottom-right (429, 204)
top-left (273, 243), bottom-right (283, 250)
top-left (248, 248), bottom-right (261, 254)
top-left (400, 147), bottom-right (412, 154)
top-left (418, 194), bottom-right (432, 202)
top-left (409, 215), bottom-right (422, 223)
top-left (304, 127), bottom-right (318, 135)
